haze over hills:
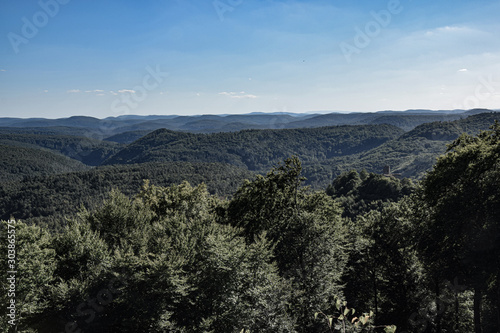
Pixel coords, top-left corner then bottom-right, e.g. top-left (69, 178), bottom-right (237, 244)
top-left (1, 109), bottom-right (496, 141)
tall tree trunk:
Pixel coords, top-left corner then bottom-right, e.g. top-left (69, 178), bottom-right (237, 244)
top-left (497, 270), bottom-right (500, 333)
top-left (474, 286), bottom-right (482, 333)
top-left (435, 279), bottom-right (442, 333)
top-left (372, 267), bottom-right (378, 324)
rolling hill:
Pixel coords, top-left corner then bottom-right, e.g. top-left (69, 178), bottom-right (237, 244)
top-left (0, 161), bottom-right (255, 229)
top-left (1, 110), bottom-right (499, 228)
top-left (341, 112), bottom-right (500, 178)
top-left (0, 133), bottom-right (123, 166)
top-left (0, 144), bottom-right (89, 183)
top-left (103, 124), bottom-right (405, 171)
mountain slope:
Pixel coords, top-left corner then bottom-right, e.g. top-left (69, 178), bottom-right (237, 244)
top-left (346, 112), bottom-right (500, 178)
top-left (104, 124), bottom-right (405, 172)
top-left (0, 161), bottom-right (255, 229)
top-left (0, 133), bottom-right (123, 166)
top-left (0, 144), bottom-right (89, 182)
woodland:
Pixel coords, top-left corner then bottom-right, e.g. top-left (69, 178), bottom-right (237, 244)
top-left (0, 110), bottom-right (499, 332)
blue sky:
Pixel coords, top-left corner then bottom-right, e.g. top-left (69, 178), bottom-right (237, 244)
top-left (1, 0), bottom-right (500, 118)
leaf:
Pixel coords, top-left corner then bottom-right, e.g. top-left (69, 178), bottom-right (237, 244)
top-left (329, 317), bottom-right (333, 327)
top-left (352, 317), bottom-right (358, 323)
top-left (384, 325), bottom-right (397, 333)
top-left (314, 312), bottom-right (319, 319)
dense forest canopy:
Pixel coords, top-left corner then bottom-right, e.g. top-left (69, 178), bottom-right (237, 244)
top-left (1, 111), bottom-right (499, 332)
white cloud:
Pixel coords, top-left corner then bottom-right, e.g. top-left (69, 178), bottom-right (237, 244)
top-left (0, 69), bottom-right (6, 72)
top-left (67, 89), bottom-right (81, 93)
top-left (232, 94), bottom-right (258, 99)
top-left (118, 89), bottom-right (136, 94)
top-left (219, 91), bottom-right (258, 99)
top-left (458, 68), bottom-right (468, 72)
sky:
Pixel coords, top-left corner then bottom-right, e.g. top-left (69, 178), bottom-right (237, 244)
top-left (1, 0), bottom-right (500, 119)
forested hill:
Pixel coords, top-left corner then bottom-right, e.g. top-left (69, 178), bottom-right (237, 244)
top-left (343, 112), bottom-right (500, 178)
top-left (102, 113), bottom-right (500, 182)
top-left (0, 161), bottom-right (254, 229)
top-left (103, 124), bottom-right (405, 171)
top-left (0, 144), bottom-right (89, 182)
top-left (0, 133), bottom-right (122, 166)
top-left (2, 112), bottom-right (498, 230)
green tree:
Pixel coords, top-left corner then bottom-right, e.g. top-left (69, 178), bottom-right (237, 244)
top-left (342, 201), bottom-right (425, 332)
top-left (418, 122), bottom-right (500, 333)
top-left (40, 181), bottom-right (295, 332)
top-left (224, 157), bottom-right (349, 332)
top-left (0, 220), bottom-right (56, 332)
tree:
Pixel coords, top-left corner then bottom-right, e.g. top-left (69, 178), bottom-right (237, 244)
top-left (40, 181), bottom-right (296, 332)
top-left (419, 122), bottom-right (500, 333)
top-left (0, 220), bottom-right (56, 332)
top-left (342, 201), bottom-right (425, 332)
top-left (224, 157), bottom-right (350, 332)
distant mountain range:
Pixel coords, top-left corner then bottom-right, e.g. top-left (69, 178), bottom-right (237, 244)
top-left (1, 109), bottom-right (496, 143)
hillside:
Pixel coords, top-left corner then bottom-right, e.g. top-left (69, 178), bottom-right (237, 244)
top-left (0, 133), bottom-right (123, 166)
top-left (0, 144), bottom-right (89, 182)
top-left (1, 111), bottom-right (498, 190)
top-left (344, 112), bottom-right (500, 178)
top-left (0, 161), bottom-right (254, 229)
top-left (103, 124), bottom-right (405, 171)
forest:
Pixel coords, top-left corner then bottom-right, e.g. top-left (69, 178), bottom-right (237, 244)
top-left (0, 112), bottom-right (499, 332)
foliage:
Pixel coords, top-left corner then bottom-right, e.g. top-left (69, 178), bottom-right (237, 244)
top-left (417, 121), bottom-right (500, 333)
top-left (0, 220), bottom-right (56, 332)
top-left (1, 113), bottom-right (500, 332)
top-left (222, 157), bottom-right (350, 332)
top-left (326, 170), bottom-right (414, 219)
top-left (0, 161), bottom-right (255, 230)
top-left (315, 297), bottom-right (397, 333)
top-left (0, 144), bottom-right (89, 183)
